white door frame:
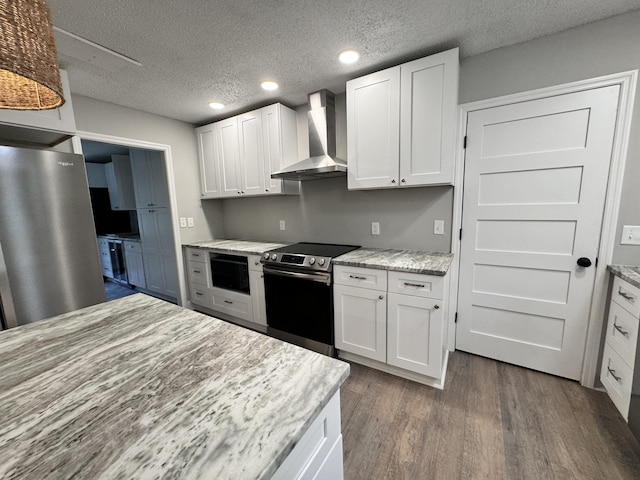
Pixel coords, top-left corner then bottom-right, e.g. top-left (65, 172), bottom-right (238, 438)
top-left (71, 131), bottom-right (187, 307)
top-left (447, 70), bottom-right (637, 387)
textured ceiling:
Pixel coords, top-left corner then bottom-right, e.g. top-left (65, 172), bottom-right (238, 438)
top-left (47, 0), bottom-right (640, 125)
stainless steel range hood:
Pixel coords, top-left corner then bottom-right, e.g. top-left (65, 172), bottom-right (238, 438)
top-left (271, 89), bottom-right (346, 180)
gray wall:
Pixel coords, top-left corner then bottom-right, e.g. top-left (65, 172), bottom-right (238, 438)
top-left (221, 93), bottom-right (455, 252)
top-left (459, 10), bottom-right (640, 265)
top-left (71, 94), bottom-right (225, 244)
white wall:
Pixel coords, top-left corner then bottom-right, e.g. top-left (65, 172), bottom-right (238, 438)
top-left (459, 10), bottom-right (640, 265)
top-left (71, 94), bottom-right (225, 244)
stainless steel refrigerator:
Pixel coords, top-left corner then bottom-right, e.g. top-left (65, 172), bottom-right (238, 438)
top-left (0, 145), bottom-right (106, 329)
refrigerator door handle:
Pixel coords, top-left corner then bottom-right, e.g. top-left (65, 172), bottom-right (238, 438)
top-left (0, 241), bottom-right (18, 329)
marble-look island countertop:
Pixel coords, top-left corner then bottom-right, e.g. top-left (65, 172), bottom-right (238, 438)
top-left (334, 247), bottom-right (453, 276)
top-left (185, 239), bottom-right (288, 255)
top-left (0, 294), bottom-right (349, 479)
top-left (608, 264), bottom-right (640, 289)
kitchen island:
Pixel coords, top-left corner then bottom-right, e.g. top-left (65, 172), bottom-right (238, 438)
top-left (0, 294), bottom-right (349, 479)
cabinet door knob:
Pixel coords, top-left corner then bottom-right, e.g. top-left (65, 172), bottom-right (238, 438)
top-left (379, 295), bottom-right (384, 300)
top-left (401, 178), bottom-right (406, 183)
top-left (433, 304), bottom-right (440, 310)
top-left (391, 179), bottom-right (396, 184)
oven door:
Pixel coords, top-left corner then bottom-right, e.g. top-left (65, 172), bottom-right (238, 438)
top-left (263, 266), bottom-right (333, 346)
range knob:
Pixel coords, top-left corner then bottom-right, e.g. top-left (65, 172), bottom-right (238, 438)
top-left (318, 258), bottom-right (326, 266)
top-left (263, 252), bottom-right (270, 260)
top-left (309, 257), bottom-right (316, 265)
top-left (271, 253), bottom-right (277, 261)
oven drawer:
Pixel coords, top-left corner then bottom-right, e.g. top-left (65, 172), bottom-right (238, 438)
top-left (211, 287), bottom-right (253, 322)
top-left (334, 265), bottom-right (387, 291)
top-left (185, 247), bottom-right (207, 262)
top-left (187, 260), bottom-right (208, 286)
top-left (387, 271), bottom-right (444, 299)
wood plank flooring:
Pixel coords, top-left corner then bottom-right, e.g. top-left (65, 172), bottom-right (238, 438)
top-left (340, 351), bottom-right (640, 480)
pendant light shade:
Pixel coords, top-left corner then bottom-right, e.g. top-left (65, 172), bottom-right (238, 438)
top-left (0, 0), bottom-right (64, 110)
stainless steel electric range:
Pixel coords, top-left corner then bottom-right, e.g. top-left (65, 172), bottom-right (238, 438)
top-left (261, 242), bottom-right (360, 356)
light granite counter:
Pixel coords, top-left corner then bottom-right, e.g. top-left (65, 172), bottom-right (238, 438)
top-left (334, 247), bottom-right (453, 276)
top-left (608, 264), bottom-right (640, 289)
top-left (0, 294), bottom-right (349, 479)
top-left (185, 239), bottom-right (288, 255)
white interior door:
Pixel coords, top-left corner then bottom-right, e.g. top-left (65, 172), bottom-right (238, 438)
top-left (456, 85), bottom-right (620, 380)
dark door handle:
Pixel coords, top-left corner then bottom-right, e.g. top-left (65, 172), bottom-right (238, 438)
top-left (577, 257), bottom-right (592, 267)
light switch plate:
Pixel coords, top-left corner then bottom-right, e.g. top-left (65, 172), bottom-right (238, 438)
top-left (621, 225), bottom-right (640, 245)
top-left (179, 217), bottom-right (187, 228)
top-left (371, 222), bottom-right (380, 235)
top-left (279, 220), bottom-right (285, 230)
top-left (187, 217), bottom-right (194, 228)
top-left (434, 220), bottom-right (445, 235)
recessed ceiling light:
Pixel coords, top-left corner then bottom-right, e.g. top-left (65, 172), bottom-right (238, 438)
top-left (261, 81), bottom-right (279, 91)
top-left (209, 102), bottom-right (224, 109)
top-left (339, 50), bottom-right (360, 64)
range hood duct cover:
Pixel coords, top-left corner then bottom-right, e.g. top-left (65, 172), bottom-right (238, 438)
top-left (271, 89), bottom-right (346, 180)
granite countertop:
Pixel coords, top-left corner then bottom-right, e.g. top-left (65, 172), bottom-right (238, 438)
top-left (608, 264), bottom-right (640, 289)
top-left (334, 247), bottom-right (453, 276)
top-left (0, 294), bottom-right (349, 479)
top-left (98, 233), bottom-right (141, 241)
top-left (185, 239), bottom-right (289, 255)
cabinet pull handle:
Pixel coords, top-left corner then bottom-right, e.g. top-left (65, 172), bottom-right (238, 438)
top-left (255, 261), bottom-right (260, 266)
top-left (404, 282), bottom-right (425, 288)
top-left (349, 275), bottom-right (367, 280)
top-left (148, 209), bottom-right (156, 213)
top-left (433, 304), bottom-right (440, 310)
top-left (613, 322), bottom-right (629, 337)
top-left (192, 253), bottom-right (200, 257)
top-left (195, 292), bottom-right (203, 296)
top-left (193, 270), bottom-right (201, 274)
top-left (607, 366), bottom-right (622, 383)
top-left (224, 300), bottom-right (233, 304)
top-left (618, 288), bottom-right (636, 301)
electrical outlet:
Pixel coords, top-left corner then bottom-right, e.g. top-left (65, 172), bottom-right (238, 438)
top-left (434, 220), bottom-right (445, 235)
top-left (621, 225), bottom-right (640, 245)
top-left (187, 217), bottom-right (194, 228)
top-left (371, 222), bottom-right (380, 235)
top-left (279, 220), bottom-right (286, 231)
top-left (179, 217), bottom-right (187, 228)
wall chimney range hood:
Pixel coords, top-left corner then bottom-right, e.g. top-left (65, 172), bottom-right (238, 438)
top-left (271, 89), bottom-right (346, 180)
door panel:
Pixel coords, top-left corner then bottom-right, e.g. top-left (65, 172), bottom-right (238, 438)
top-left (457, 85), bottom-right (620, 380)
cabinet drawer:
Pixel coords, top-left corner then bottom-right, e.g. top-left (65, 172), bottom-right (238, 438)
top-left (249, 255), bottom-right (263, 271)
top-left (187, 260), bottom-right (208, 286)
top-left (190, 285), bottom-right (210, 307)
top-left (612, 276), bottom-right (640, 318)
top-left (600, 342), bottom-right (632, 419)
top-left (334, 266), bottom-right (387, 291)
top-left (388, 271), bottom-right (443, 299)
top-left (605, 300), bottom-right (639, 368)
top-left (211, 287), bottom-right (253, 322)
top-left (185, 247), bottom-right (207, 262)
top-left (123, 240), bottom-right (142, 253)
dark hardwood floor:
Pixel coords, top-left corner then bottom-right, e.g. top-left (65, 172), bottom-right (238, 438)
top-left (340, 351), bottom-right (640, 480)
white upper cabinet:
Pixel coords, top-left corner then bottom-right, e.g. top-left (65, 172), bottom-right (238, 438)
top-left (347, 48), bottom-right (459, 190)
top-left (261, 104), bottom-right (300, 195)
top-left (0, 70), bottom-right (76, 146)
top-left (105, 154), bottom-right (136, 210)
top-left (196, 103), bottom-right (299, 199)
top-left (195, 124), bottom-right (221, 197)
top-left (130, 149), bottom-right (170, 208)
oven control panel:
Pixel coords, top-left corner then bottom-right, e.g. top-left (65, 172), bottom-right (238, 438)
top-left (262, 252), bottom-right (332, 271)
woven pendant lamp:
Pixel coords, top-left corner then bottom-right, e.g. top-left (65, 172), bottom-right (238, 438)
top-left (0, 0), bottom-right (64, 110)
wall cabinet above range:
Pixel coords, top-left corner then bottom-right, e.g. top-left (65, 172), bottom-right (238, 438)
top-left (346, 47), bottom-right (459, 190)
top-left (195, 103), bottom-right (299, 199)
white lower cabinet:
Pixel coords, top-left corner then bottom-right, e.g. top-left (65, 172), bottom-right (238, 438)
top-left (334, 284), bottom-right (386, 362)
top-left (185, 248), bottom-right (266, 327)
top-left (334, 265), bottom-right (447, 387)
top-left (124, 240), bottom-right (145, 288)
top-left (97, 237), bottom-right (113, 278)
top-left (601, 275), bottom-right (640, 419)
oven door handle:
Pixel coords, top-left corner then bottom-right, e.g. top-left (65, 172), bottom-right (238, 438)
top-left (263, 267), bottom-right (331, 285)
